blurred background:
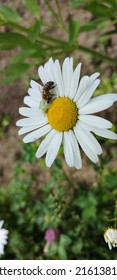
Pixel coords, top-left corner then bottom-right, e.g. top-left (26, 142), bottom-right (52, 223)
top-left (0, 0), bottom-right (117, 259)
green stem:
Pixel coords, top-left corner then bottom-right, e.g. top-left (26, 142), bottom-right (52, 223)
top-left (102, 30), bottom-right (117, 36)
top-left (55, 0), bottom-right (67, 32)
top-left (44, 0), bottom-right (59, 23)
top-left (40, 33), bottom-right (66, 44)
top-left (78, 44), bottom-right (117, 64)
top-left (51, 51), bottom-right (66, 58)
top-left (8, 21), bottom-right (29, 34)
top-left (7, 20), bottom-right (65, 47)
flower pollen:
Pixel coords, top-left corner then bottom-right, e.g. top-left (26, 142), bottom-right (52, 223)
top-left (47, 97), bottom-right (78, 131)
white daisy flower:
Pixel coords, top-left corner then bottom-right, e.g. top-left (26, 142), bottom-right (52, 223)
top-left (16, 57), bottom-right (117, 169)
top-left (104, 228), bottom-right (117, 250)
top-left (0, 220), bottom-right (9, 256)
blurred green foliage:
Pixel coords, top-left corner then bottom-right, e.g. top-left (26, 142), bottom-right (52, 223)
top-left (0, 158), bottom-right (117, 260)
top-left (0, 0), bottom-right (117, 83)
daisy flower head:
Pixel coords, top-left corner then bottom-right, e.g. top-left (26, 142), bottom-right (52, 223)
top-left (104, 228), bottom-right (117, 250)
top-left (0, 220), bottom-right (9, 257)
top-left (16, 57), bottom-right (117, 169)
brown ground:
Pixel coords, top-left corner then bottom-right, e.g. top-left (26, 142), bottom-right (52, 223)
top-left (0, 0), bottom-right (117, 188)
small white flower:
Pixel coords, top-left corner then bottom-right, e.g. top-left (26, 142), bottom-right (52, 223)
top-left (16, 57), bottom-right (117, 169)
top-left (0, 220), bottom-right (8, 256)
top-left (104, 228), bottom-right (117, 250)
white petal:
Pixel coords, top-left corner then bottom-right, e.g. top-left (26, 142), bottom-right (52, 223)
top-left (62, 57), bottom-right (73, 97)
top-left (48, 57), bottom-right (54, 69)
top-left (28, 88), bottom-right (42, 101)
top-left (74, 75), bottom-right (89, 102)
top-left (78, 123), bottom-right (102, 155)
top-left (92, 128), bottom-right (117, 140)
top-left (77, 79), bottom-right (100, 107)
top-left (79, 100), bottom-right (113, 114)
top-left (79, 93), bottom-right (117, 114)
top-left (0, 221), bottom-right (4, 228)
top-left (74, 125), bottom-right (99, 163)
top-left (23, 124), bottom-right (51, 143)
top-left (78, 120), bottom-right (117, 139)
top-left (44, 59), bottom-right (55, 81)
top-left (38, 65), bottom-right (46, 84)
top-left (18, 124), bottom-right (43, 135)
top-left (16, 116), bottom-right (47, 127)
top-left (70, 57), bottom-right (73, 68)
top-left (87, 72), bottom-right (100, 85)
top-left (68, 130), bottom-right (82, 169)
top-left (19, 107), bottom-right (33, 117)
top-left (108, 242), bottom-right (112, 250)
top-left (77, 119), bottom-right (92, 131)
top-left (79, 115), bottom-right (112, 129)
top-left (89, 93), bottom-right (117, 103)
top-left (36, 129), bottom-right (56, 158)
top-left (63, 132), bottom-right (74, 167)
top-left (69, 63), bottom-right (81, 99)
top-left (46, 131), bottom-right (62, 167)
top-left (23, 96), bottom-right (39, 108)
top-left (54, 59), bottom-right (64, 97)
top-left (30, 80), bottom-right (42, 94)
top-left (30, 80), bottom-right (40, 90)
top-left (48, 58), bottom-right (59, 94)
top-left (67, 57), bottom-right (74, 97)
top-left (19, 107), bottom-right (43, 118)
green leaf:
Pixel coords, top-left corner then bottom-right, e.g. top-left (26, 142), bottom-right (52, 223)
top-left (76, 192), bottom-right (97, 222)
top-left (12, 49), bottom-right (37, 63)
top-left (103, 0), bottom-right (117, 8)
top-left (72, 238), bottom-right (83, 254)
top-left (3, 63), bottom-right (31, 83)
top-left (22, 143), bottom-right (37, 164)
top-left (23, 0), bottom-right (40, 19)
top-left (0, 4), bottom-right (22, 23)
top-left (71, 0), bottom-right (88, 8)
top-left (80, 18), bottom-right (109, 33)
top-left (87, 3), bottom-right (113, 17)
top-left (59, 234), bottom-right (72, 246)
top-left (29, 20), bottom-right (41, 42)
top-left (58, 246), bottom-right (67, 260)
top-left (71, 0), bottom-right (117, 11)
top-left (18, 43), bottom-right (46, 59)
top-left (68, 14), bottom-right (80, 45)
top-left (0, 32), bottom-right (30, 50)
top-left (49, 243), bottom-right (58, 255)
top-left (0, 12), bottom-right (8, 26)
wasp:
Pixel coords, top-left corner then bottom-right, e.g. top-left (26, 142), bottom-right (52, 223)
top-left (42, 81), bottom-right (56, 103)
top-left (39, 81), bottom-right (56, 113)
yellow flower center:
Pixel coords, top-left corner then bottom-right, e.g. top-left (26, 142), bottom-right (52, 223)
top-left (47, 97), bottom-right (78, 131)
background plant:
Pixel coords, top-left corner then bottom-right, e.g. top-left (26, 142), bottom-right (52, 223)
top-left (0, 157), bottom-right (117, 260)
top-left (0, 0), bottom-right (117, 83)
